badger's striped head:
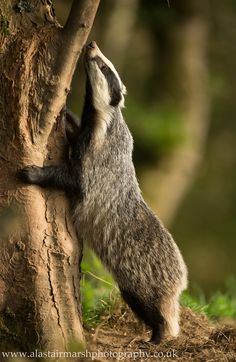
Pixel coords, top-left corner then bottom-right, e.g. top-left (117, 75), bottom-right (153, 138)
top-left (85, 41), bottom-right (127, 112)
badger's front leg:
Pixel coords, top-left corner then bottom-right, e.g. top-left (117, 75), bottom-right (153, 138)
top-left (19, 165), bottom-right (75, 190)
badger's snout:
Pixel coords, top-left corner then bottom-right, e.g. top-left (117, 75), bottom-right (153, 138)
top-left (86, 41), bottom-right (99, 60)
top-left (87, 41), bottom-right (96, 49)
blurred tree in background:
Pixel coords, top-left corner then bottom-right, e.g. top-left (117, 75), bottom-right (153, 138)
top-left (53, 0), bottom-right (236, 302)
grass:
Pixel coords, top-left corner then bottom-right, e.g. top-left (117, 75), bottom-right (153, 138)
top-left (81, 248), bottom-right (119, 326)
top-left (182, 277), bottom-right (236, 319)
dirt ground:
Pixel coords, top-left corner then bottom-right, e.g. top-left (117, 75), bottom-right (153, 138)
top-left (85, 306), bottom-right (236, 361)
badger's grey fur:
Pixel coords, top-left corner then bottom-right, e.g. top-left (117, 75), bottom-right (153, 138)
top-left (19, 41), bottom-right (188, 344)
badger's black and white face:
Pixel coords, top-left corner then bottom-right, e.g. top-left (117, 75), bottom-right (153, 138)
top-left (85, 41), bottom-right (126, 112)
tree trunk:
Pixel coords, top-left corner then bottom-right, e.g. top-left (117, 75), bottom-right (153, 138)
top-left (0, 0), bottom-right (99, 351)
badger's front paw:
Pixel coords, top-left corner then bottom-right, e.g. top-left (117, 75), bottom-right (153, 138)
top-left (18, 166), bottom-right (42, 184)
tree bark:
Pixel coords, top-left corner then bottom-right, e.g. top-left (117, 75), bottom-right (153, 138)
top-left (0, 0), bottom-right (99, 352)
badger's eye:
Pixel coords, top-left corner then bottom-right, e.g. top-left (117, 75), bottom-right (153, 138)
top-left (100, 64), bottom-right (107, 71)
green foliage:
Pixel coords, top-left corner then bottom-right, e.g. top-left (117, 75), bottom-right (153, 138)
top-left (0, 15), bottom-right (10, 36)
top-left (81, 248), bottom-right (119, 326)
top-left (182, 277), bottom-right (236, 319)
top-left (124, 98), bottom-right (185, 165)
top-left (181, 288), bottom-right (208, 314)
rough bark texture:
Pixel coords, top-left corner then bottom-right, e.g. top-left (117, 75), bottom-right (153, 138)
top-left (0, 0), bottom-right (99, 351)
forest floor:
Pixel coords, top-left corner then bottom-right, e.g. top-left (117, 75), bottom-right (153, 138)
top-left (85, 306), bottom-right (236, 361)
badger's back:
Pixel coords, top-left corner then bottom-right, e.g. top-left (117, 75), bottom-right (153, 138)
top-left (73, 110), bottom-right (187, 299)
top-left (73, 110), bottom-right (137, 238)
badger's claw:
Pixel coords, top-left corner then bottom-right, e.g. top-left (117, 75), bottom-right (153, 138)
top-left (18, 165), bottom-right (42, 184)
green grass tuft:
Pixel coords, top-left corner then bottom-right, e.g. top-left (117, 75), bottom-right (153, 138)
top-left (181, 277), bottom-right (236, 319)
top-left (81, 248), bottom-right (119, 326)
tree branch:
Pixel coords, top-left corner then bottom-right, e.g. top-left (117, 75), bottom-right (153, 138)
top-left (64, 0), bottom-right (99, 39)
top-left (38, 0), bottom-right (100, 147)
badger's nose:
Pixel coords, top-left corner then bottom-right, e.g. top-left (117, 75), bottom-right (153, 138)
top-left (88, 41), bottom-right (96, 49)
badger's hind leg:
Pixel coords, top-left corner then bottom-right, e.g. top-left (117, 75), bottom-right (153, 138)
top-left (159, 295), bottom-right (180, 338)
top-left (120, 289), bottom-right (165, 344)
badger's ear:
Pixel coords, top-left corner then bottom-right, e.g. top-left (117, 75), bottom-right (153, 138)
top-left (65, 109), bottom-right (81, 144)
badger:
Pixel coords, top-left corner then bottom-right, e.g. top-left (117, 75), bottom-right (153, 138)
top-left (19, 41), bottom-right (188, 344)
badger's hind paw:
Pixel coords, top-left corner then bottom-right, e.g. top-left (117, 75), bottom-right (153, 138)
top-left (18, 165), bottom-right (42, 184)
top-left (138, 340), bottom-right (157, 349)
top-left (149, 330), bottom-right (163, 345)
